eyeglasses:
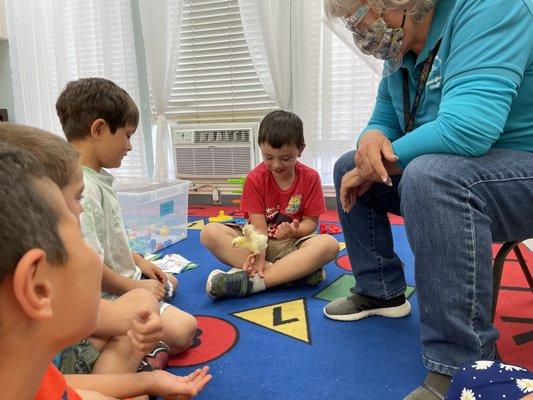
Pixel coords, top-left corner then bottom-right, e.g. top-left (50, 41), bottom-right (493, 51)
top-left (342, 3), bottom-right (407, 38)
top-left (341, 2), bottom-right (381, 37)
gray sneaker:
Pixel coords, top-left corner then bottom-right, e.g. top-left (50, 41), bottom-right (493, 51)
top-left (323, 292), bottom-right (411, 321)
top-left (206, 269), bottom-right (253, 299)
top-left (403, 372), bottom-right (451, 400)
top-left (286, 268), bottom-right (326, 288)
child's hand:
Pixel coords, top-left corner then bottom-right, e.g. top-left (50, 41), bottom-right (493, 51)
top-left (145, 366), bottom-right (212, 400)
top-left (127, 309), bottom-right (163, 354)
top-left (242, 253), bottom-right (266, 278)
top-left (139, 259), bottom-right (168, 285)
top-left (274, 220), bottom-right (299, 240)
top-left (166, 272), bottom-right (178, 291)
top-left (136, 279), bottom-right (166, 300)
top-left (242, 253), bottom-right (254, 275)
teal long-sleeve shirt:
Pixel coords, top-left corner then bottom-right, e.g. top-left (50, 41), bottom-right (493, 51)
top-left (361, 0), bottom-right (533, 168)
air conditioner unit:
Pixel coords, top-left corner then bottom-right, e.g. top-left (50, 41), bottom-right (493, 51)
top-left (171, 123), bottom-right (260, 179)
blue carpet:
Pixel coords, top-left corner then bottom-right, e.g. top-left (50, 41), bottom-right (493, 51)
top-left (161, 219), bottom-right (425, 400)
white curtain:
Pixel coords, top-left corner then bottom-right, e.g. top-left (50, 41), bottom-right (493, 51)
top-left (138, 0), bottom-right (182, 179)
top-left (5, 0), bottom-right (147, 178)
top-left (290, 0), bottom-right (323, 172)
top-left (238, 0), bottom-right (291, 109)
top-left (5, 0), bottom-right (61, 133)
top-left (291, 0), bottom-right (381, 185)
top-left (322, 17), bottom-right (382, 76)
top-left (237, 0), bottom-right (380, 184)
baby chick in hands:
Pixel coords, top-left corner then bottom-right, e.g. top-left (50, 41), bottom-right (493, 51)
top-left (232, 224), bottom-right (268, 255)
top-left (232, 224), bottom-right (268, 277)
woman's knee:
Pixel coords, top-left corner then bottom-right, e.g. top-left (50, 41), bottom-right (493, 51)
top-left (399, 155), bottom-right (449, 195)
top-left (333, 150), bottom-right (357, 188)
top-left (399, 154), bottom-right (471, 216)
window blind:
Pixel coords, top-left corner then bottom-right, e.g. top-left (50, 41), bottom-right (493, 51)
top-left (329, 35), bottom-right (381, 142)
top-left (166, 0), bottom-right (276, 123)
top-left (317, 30), bottom-right (381, 184)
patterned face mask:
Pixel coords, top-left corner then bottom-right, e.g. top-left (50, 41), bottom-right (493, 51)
top-left (343, 3), bottom-right (406, 61)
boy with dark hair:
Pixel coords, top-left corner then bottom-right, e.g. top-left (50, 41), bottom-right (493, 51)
top-left (0, 142), bottom-right (103, 399)
top-left (56, 78), bottom-right (197, 362)
top-left (55, 77), bottom-right (140, 143)
top-left (201, 110), bottom-right (340, 298)
top-left (0, 123), bottom-right (210, 400)
top-left (0, 123), bottom-right (163, 375)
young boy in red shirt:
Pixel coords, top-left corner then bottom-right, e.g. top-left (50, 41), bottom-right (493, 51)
top-left (201, 110), bottom-right (340, 298)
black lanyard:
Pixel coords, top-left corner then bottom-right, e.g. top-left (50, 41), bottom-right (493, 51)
top-left (402, 39), bottom-right (442, 133)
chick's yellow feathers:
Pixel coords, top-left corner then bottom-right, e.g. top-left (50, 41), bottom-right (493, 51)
top-left (232, 224), bottom-right (268, 254)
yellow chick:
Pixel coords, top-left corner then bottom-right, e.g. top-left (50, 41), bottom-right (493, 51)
top-left (232, 224), bottom-right (268, 255)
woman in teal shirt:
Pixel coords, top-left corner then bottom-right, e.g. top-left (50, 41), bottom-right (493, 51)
top-left (323, 0), bottom-right (533, 399)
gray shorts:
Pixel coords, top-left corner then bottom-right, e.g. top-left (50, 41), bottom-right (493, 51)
top-left (227, 223), bottom-right (316, 263)
top-left (57, 299), bottom-right (170, 375)
top-left (56, 339), bottom-right (101, 374)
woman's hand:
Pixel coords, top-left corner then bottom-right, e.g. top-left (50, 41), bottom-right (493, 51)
top-left (339, 167), bottom-right (373, 213)
top-left (356, 131), bottom-right (401, 183)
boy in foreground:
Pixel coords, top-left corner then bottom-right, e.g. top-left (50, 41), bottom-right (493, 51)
top-left (0, 123), bottom-right (211, 400)
top-left (0, 142), bottom-right (104, 399)
top-left (0, 123), bottom-right (164, 374)
top-left (201, 110), bottom-right (340, 298)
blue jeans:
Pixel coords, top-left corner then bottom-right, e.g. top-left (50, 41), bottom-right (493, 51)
top-left (334, 149), bottom-right (533, 376)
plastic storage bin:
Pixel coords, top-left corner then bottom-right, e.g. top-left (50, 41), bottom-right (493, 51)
top-left (114, 177), bottom-right (190, 255)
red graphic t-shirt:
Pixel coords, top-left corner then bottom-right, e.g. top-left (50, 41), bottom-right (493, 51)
top-left (241, 162), bottom-right (326, 235)
top-left (35, 364), bottom-right (82, 400)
